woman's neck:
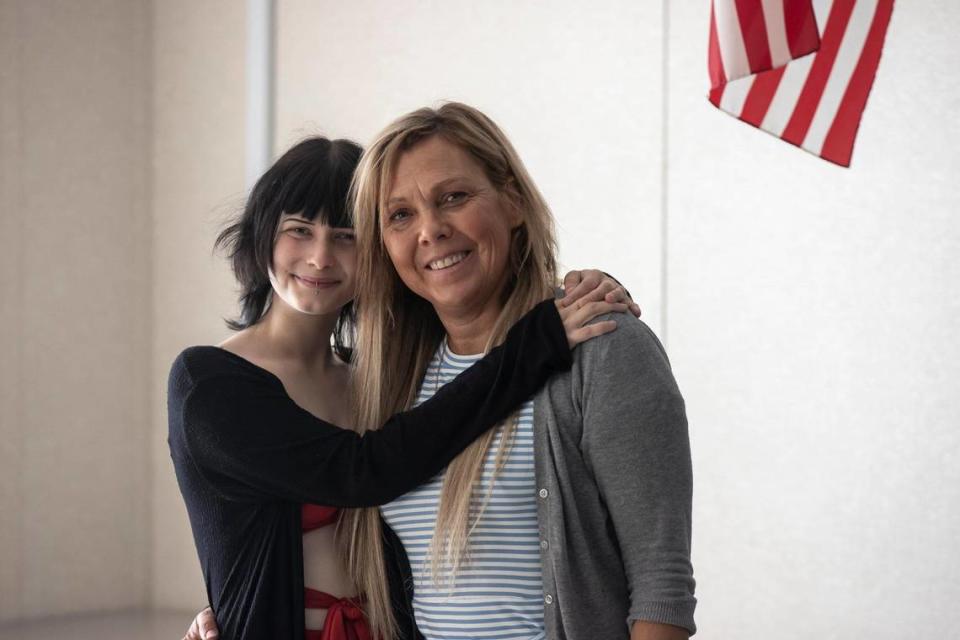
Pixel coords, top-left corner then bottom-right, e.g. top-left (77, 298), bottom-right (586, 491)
top-left (438, 303), bottom-right (504, 356)
top-left (253, 297), bottom-right (339, 370)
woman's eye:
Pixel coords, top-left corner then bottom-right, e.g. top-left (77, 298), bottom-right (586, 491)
top-left (388, 209), bottom-right (410, 223)
top-left (441, 191), bottom-right (467, 205)
top-left (334, 232), bottom-right (355, 241)
top-left (287, 226), bottom-right (311, 237)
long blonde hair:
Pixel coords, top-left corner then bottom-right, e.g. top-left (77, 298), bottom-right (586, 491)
top-left (338, 102), bottom-right (558, 638)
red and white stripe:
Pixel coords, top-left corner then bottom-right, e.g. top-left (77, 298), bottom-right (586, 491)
top-left (708, 0), bottom-right (894, 167)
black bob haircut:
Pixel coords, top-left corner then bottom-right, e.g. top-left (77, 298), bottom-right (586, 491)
top-left (216, 136), bottom-right (362, 360)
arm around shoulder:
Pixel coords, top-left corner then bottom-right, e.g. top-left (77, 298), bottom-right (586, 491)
top-left (168, 299), bottom-right (573, 507)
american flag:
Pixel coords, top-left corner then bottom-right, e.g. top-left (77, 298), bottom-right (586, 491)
top-left (708, 0), bottom-right (895, 167)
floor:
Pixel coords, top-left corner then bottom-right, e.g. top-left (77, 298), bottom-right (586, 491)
top-left (0, 610), bottom-right (195, 639)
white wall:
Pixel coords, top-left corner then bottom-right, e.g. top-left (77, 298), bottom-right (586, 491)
top-left (1, 0), bottom-right (251, 621)
top-left (274, 1), bottom-right (960, 638)
top-left (0, 0), bottom-right (152, 620)
top-left (669, 3), bottom-right (960, 637)
top-left (149, 0), bottom-right (246, 610)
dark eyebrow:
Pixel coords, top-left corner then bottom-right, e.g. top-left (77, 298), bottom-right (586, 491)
top-left (280, 216), bottom-right (314, 225)
top-left (386, 176), bottom-right (471, 207)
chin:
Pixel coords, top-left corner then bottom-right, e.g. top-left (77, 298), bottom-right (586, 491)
top-left (288, 293), bottom-right (346, 316)
top-left (427, 287), bottom-right (486, 314)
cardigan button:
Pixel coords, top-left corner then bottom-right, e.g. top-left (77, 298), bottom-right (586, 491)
top-left (538, 488), bottom-right (548, 499)
top-left (540, 539), bottom-right (549, 550)
top-left (544, 594), bottom-right (554, 605)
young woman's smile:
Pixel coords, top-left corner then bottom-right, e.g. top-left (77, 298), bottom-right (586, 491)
top-left (293, 274), bottom-right (342, 288)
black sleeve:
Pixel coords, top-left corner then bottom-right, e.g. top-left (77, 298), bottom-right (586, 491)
top-left (382, 516), bottom-right (424, 640)
top-left (172, 298), bottom-right (571, 506)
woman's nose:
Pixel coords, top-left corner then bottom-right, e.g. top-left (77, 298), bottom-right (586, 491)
top-left (307, 237), bottom-right (335, 268)
top-left (417, 208), bottom-right (451, 244)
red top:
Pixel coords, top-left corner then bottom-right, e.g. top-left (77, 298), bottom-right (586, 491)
top-left (302, 505), bottom-right (370, 640)
top-left (302, 503), bottom-right (340, 530)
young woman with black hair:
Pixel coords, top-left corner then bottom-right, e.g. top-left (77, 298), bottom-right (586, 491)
top-left (169, 136), bottom-right (638, 640)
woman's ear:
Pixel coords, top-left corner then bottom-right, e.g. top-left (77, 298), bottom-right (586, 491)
top-left (501, 179), bottom-right (525, 230)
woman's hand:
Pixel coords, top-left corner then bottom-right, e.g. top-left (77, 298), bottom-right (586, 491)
top-left (561, 269), bottom-right (642, 318)
top-left (182, 607), bottom-right (218, 640)
top-left (556, 296), bottom-right (627, 348)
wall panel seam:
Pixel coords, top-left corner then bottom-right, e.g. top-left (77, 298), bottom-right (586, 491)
top-left (245, 0), bottom-right (276, 189)
top-left (660, 0), bottom-right (670, 348)
top-left (142, 0), bottom-right (156, 609)
top-left (14, 0), bottom-right (25, 618)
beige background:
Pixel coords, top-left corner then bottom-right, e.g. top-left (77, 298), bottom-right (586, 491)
top-left (1, 0), bottom-right (153, 619)
top-left (149, 0), bottom-right (244, 610)
top-left (1, 0), bottom-right (242, 620)
top-left (2, 1), bottom-right (959, 638)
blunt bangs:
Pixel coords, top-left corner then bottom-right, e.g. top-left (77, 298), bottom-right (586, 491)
top-left (273, 138), bottom-right (359, 229)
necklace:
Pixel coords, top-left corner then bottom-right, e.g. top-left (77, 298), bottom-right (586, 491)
top-left (432, 338), bottom-right (448, 395)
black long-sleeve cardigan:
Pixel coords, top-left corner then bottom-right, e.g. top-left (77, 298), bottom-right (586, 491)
top-left (167, 299), bottom-right (571, 640)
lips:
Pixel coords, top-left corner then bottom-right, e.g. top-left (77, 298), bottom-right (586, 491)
top-left (426, 251), bottom-right (470, 271)
top-left (294, 274), bottom-right (340, 287)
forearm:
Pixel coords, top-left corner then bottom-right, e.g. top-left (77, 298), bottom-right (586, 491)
top-left (631, 620), bottom-right (690, 640)
top-left (376, 297), bottom-right (571, 496)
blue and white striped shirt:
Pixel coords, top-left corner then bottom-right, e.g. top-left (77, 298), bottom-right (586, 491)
top-left (380, 342), bottom-right (546, 640)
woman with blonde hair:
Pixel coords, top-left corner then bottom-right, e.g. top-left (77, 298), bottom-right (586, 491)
top-left (343, 102), bottom-right (696, 640)
top-left (175, 135), bottom-right (635, 640)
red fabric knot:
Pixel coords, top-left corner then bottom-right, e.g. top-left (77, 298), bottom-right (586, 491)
top-left (305, 588), bottom-right (370, 640)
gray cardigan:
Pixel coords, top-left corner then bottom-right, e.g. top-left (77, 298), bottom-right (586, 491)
top-left (532, 313), bottom-right (697, 638)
